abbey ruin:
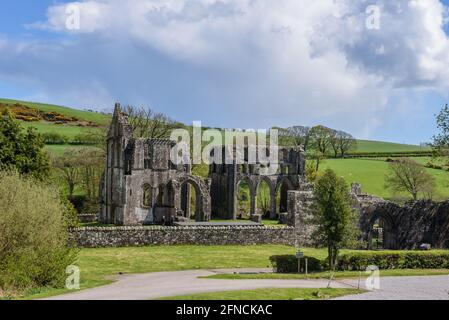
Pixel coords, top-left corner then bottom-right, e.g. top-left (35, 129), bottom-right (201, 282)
top-left (99, 104), bottom-right (307, 226)
top-left (93, 104), bottom-right (449, 250)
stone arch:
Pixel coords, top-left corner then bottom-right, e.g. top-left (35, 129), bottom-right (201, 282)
top-left (177, 176), bottom-right (211, 222)
top-left (142, 183), bottom-right (152, 207)
top-left (275, 177), bottom-right (295, 215)
top-left (156, 182), bottom-right (175, 207)
top-left (255, 176), bottom-right (276, 218)
top-left (361, 205), bottom-right (397, 250)
top-left (180, 179), bottom-right (201, 220)
top-left (235, 177), bottom-right (256, 217)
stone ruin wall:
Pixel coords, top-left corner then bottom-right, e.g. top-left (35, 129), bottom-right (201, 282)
top-left (69, 225), bottom-right (296, 247)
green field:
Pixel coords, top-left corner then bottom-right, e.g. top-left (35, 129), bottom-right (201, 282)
top-left (44, 144), bottom-right (102, 156)
top-left (21, 121), bottom-right (102, 139)
top-left (0, 98), bottom-right (111, 125)
top-left (26, 245), bottom-right (449, 299)
top-left (354, 140), bottom-right (429, 153)
top-left (3, 97), bottom-right (447, 200)
top-left (322, 158), bottom-right (449, 200)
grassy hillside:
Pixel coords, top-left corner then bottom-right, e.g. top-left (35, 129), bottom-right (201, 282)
top-left (2, 97), bottom-right (447, 200)
top-left (0, 98), bottom-right (111, 125)
top-left (355, 139), bottom-right (429, 153)
top-left (322, 158), bottom-right (449, 200)
top-left (21, 121), bottom-right (101, 138)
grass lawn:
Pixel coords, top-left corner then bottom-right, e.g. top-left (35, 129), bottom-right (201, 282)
top-left (209, 219), bottom-right (283, 226)
top-left (26, 245), bottom-right (296, 299)
top-left (24, 246), bottom-right (449, 299)
top-left (158, 288), bottom-right (362, 300)
top-left (322, 158), bottom-right (449, 200)
top-left (204, 269), bottom-right (449, 281)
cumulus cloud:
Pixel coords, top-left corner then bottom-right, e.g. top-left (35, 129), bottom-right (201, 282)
top-left (1, 0), bottom-right (449, 140)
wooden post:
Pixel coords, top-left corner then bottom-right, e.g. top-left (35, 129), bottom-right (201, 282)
top-left (305, 258), bottom-right (308, 275)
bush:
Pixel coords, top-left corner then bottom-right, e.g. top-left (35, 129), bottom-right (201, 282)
top-left (337, 252), bottom-right (449, 271)
top-left (269, 255), bottom-right (323, 273)
top-left (0, 171), bottom-right (78, 293)
top-left (42, 132), bottom-right (68, 144)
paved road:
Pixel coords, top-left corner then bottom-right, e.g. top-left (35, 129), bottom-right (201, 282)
top-left (44, 269), bottom-right (449, 300)
top-left (44, 269), bottom-right (350, 300)
top-left (334, 275), bottom-right (449, 300)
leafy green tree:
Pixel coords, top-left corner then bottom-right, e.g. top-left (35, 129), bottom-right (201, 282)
top-left (311, 169), bottom-right (359, 270)
top-left (385, 158), bottom-right (436, 200)
top-left (329, 130), bottom-right (357, 158)
top-left (309, 125), bottom-right (333, 155)
top-left (432, 104), bottom-right (449, 158)
top-left (0, 109), bottom-right (49, 179)
top-left (0, 171), bottom-right (78, 293)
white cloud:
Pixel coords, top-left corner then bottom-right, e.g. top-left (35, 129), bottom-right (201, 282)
top-left (1, 0), bottom-right (449, 140)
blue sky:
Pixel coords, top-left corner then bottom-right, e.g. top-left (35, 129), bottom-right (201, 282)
top-left (1, 0), bottom-right (449, 144)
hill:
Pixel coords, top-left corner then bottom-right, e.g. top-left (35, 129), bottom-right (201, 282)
top-left (2, 97), bottom-right (445, 201)
top-left (354, 139), bottom-right (430, 153)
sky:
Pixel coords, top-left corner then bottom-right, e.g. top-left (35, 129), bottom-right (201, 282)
top-left (1, 1), bottom-right (449, 144)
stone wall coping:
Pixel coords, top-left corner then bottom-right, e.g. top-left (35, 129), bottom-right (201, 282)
top-left (70, 225), bottom-right (295, 231)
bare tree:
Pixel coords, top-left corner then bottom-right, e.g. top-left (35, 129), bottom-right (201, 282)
top-left (51, 150), bottom-right (83, 198)
top-left (124, 105), bottom-right (179, 139)
top-left (330, 130), bottom-right (357, 158)
top-left (385, 158), bottom-right (436, 200)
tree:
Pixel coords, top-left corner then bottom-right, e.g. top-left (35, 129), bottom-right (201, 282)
top-left (78, 148), bottom-right (105, 201)
top-left (330, 130), bottom-right (357, 158)
top-left (0, 109), bottom-right (49, 179)
top-left (0, 171), bottom-right (78, 292)
top-left (311, 169), bottom-right (359, 270)
top-left (309, 125), bottom-right (333, 155)
top-left (51, 149), bottom-right (84, 198)
top-left (279, 126), bottom-right (311, 151)
top-left (384, 158), bottom-right (436, 200)
top-left (124, 105), bottom-right (179, 139)
top-left (433, 103), bottom-right (449, 146)
top-left (432, 104), bottom-right (449, 156)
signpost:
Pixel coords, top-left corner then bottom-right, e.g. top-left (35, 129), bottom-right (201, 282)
top-left (296, 251), bottom-right (304, 274)
top-left (296, 250), bottom-right (308, 275)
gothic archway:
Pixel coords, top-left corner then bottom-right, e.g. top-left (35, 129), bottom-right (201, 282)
top-left (276, 177), bottom-right (294, 215)
top-left (235, 178), bottom-right (255, 218)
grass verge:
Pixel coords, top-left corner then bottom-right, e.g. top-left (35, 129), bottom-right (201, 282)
top-left (202, 268), bottom-right (449, 280)
top-left (158, 288), bottom-right (362, 300)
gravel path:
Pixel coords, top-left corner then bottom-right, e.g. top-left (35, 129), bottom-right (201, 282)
top-left (43, 269), bottom-right (449, 300)
top-left (334, 275), bottom-right (449, 300)
top-left (43, 269), bottom-right (350, 300)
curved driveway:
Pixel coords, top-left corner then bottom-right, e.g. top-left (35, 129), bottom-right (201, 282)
top-left (44, 269), bottom-right (350, 300)
top-left (44, 269), bottom-right (449, 300)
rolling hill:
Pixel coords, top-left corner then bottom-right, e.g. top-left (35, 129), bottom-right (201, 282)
top-left (1, 97), bottom-right (446, 201)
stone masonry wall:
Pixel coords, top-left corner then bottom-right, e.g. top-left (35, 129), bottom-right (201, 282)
top-left (69, 225), bottom-right (296, 247)
top-left (287, 190), bottom-right (316, 247)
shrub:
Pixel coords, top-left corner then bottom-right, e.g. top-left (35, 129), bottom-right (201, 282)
top-left (337, 252), bottom-right (449, 271)
top-left (0, 110), bottom-right (49, 179)
top-left (0, 171), bottom-right (78, 293)
top-left (42, 132), bottom-right (68, 144)
top-left (269, 255), bottom-right (323, 273)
